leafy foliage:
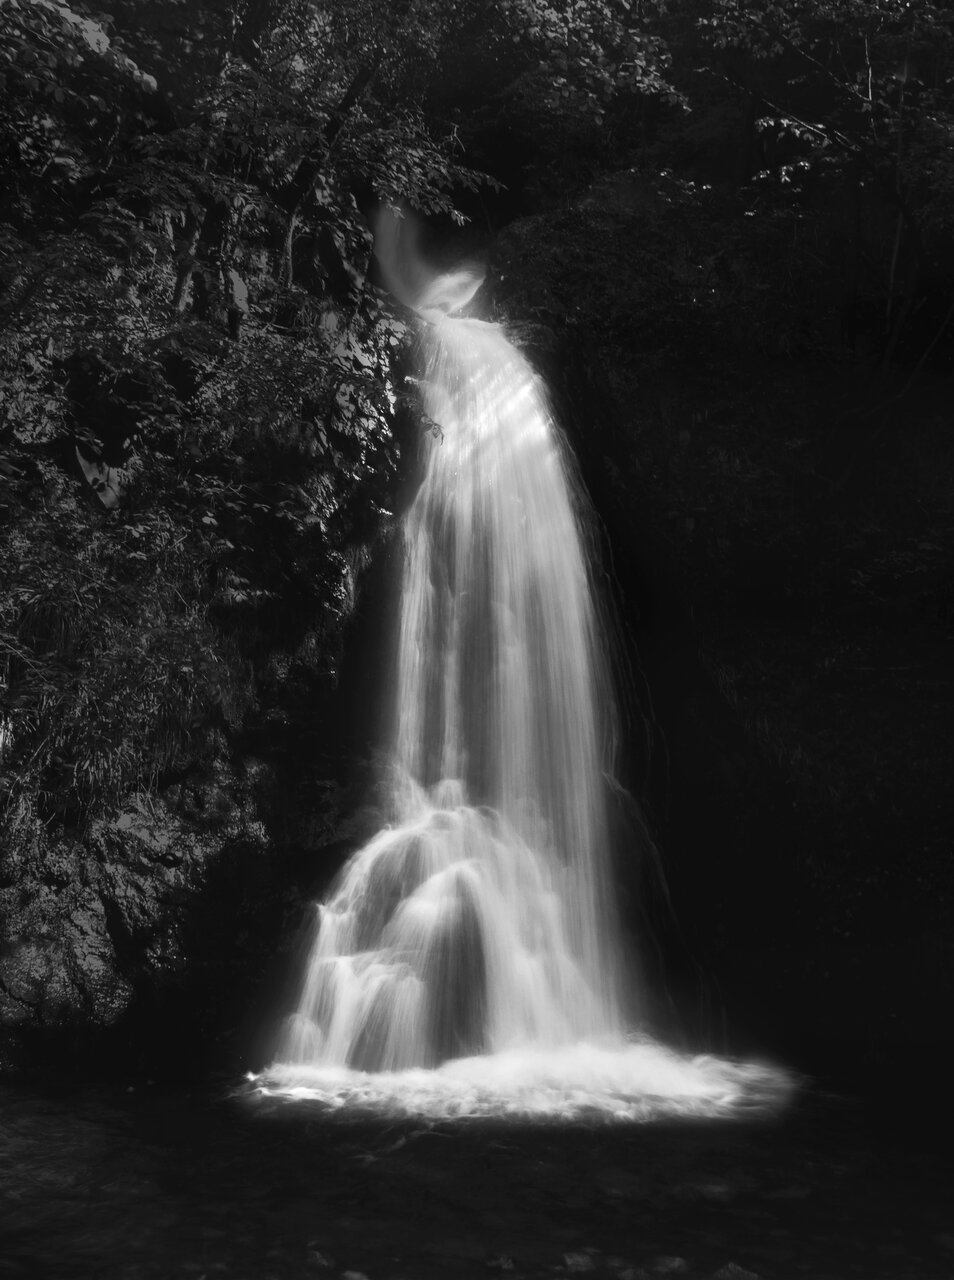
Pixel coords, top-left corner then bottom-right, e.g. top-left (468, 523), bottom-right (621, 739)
top-left (0, 0), bottom-right (501, 833)
top-left (695, 0), bottom-right (954, 340)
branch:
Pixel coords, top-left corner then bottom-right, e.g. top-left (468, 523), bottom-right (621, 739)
top-left (0, 263), bottom-right (55, 331)
top-left (899, 293), bottom-right (954, 397)
top-left (702, 68), bottom-right (862, 154)
top-left (279, 62), bottom-right (380, 215)
top-left (233, 0), bottom-right (287, 70)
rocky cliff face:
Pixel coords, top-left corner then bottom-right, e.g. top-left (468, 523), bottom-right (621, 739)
top-left (0, 626), bottom-right (398, 1075)
top-left (1, 771), bottom-right (251, 1034)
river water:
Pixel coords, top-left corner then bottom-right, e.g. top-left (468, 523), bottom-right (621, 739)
top-left (1, 1078), bottom-right (950, 1280)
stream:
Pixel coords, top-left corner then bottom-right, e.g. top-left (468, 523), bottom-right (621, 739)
top-left (1, 1077), bottom-right (950, 1280)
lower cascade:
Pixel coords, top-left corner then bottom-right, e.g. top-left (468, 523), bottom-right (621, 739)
top-left (256, 282), bottom-right (790, 1120)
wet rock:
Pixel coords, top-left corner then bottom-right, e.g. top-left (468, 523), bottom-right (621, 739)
top-left (563, 1252), bottom-right (597, 1273)
top-left (0, 767), bottom-right (270, 1044)
top-left (0, 887), bottom-right (133, 1026)
top-left (711, 1266), bottom-right (764, 1280)
top-left (486, 1258), bottom-right (516, 1271)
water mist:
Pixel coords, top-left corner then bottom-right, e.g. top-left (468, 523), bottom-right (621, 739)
top-left (256, 216), bottom-right (790, 1119)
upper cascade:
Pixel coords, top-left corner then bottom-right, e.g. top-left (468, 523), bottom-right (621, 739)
top-left (370, 206), bottom-right (485, 321)
top-left (414, 269), bottom-right (485, 320)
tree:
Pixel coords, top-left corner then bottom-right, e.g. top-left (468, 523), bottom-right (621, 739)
top-left (696, 0), bottom-right (954, 361)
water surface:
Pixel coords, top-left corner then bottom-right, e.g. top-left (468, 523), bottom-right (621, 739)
top-left (1, 1081), bottom-right (950, 1279)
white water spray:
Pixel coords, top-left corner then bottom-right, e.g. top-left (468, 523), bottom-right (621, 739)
top-left (257, 241), bottom-right (791, 1119)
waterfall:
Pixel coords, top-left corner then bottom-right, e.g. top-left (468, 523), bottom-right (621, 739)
top-left (256, 270), bottom-right (791, 1119)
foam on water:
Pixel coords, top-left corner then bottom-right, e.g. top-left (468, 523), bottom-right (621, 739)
top-left (256, 1040), bottom-right (790, 1121)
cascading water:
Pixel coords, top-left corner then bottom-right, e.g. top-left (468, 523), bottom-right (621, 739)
top-left (285, 314), bottom-right (624, 1069)
top-left (256, 257), bottom-right (791, 1120)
